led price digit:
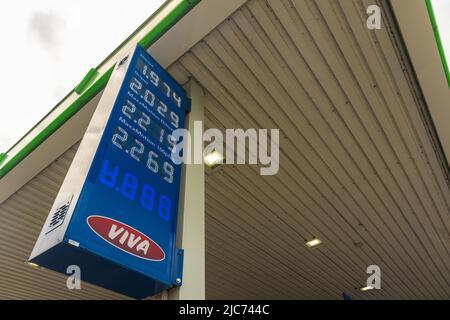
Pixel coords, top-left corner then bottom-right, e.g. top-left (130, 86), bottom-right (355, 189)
top-left (98, 160), bottom-right (172, 221)
top-left (129, 77), bottom-right (180, 129)
top-left (112, 127), bottom-right (127, 150)
top-left (139, 59), bottom-right (182, 108)
top-left (158, 195), bottom-right (171, 221)
top-left (130, 77), bottom-right (142, 95)
top-left (99, 160), bottom-right (119, 188)
top-left (144, 89), bottom-right (155, 107)
top-left (122, 100), bottom-right (136, 118)
top-left (140, 184), bottom-right (155, 211)
top-left (137, 112), bottom-right (150, 132)
top-left (121, 172), bottom-right (138, 200)
top-left (130, 139), bottom-right (144, 162)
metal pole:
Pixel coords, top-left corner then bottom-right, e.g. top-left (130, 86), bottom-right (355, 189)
top-left (168, 79), bottom-right (205, 300)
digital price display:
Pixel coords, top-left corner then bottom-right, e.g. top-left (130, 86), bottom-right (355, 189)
top-left (29, 45), bottom-right (190, 299)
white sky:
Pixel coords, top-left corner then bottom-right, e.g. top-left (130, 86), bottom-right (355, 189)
top-left (0, 0), bottom-right (165, 152)
top-left (1, 2), bottom-right (448, 154)
top-left (432, 0), bottom-right (450, 75)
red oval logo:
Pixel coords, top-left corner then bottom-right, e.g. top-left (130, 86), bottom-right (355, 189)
top-left (86, 215), bottom-right (165, 261)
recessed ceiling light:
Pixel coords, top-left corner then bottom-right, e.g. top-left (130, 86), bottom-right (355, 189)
top-left (360, 285), bottom-right (374, 292)
top-left (204, 151), bottom-right (223, 167)
top-left (305, 238), bottom-right (322, 248)
top-left (25, 261), bottom-right (40, 269)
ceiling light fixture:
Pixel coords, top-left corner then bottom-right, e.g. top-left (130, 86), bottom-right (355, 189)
top-left (25, 261), bottom-right (40, 269)
top-left (204, 151), bottom-right (223, 168)
top-left (360, 285), bottom-right (374, 292)
top-left (305, 238), bottom-right (323, 248)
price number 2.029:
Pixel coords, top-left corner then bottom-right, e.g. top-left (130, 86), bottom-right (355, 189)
top-left (130, 77), bottom-right (180, 129)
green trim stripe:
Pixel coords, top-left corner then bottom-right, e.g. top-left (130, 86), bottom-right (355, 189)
top-left (75, 68), bottom-right (99, 94)
top-left (139, 0), bottom-right (200, 49)
top-left (0, 0), bottom-right (200, 179)
top-left (0, 153), bottom-right (7, 167)
top-left (426, 0), bottom-right (450, 88)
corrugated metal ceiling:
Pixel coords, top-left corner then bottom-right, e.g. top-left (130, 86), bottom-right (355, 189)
top-left (0, 0), bottom-right (449, 299)
top-left (0, 143), bottom-right (127, 299)
top-left (169, 0), bottom-right (450, 299)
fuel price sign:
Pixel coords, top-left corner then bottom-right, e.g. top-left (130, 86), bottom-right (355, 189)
top-left (29, 45), bottom-right (190, 299)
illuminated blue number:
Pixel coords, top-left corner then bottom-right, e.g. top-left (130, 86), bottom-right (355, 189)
top-left (121, 172), bottom-right (138, 200)
top-left (140, 184), bottom-right (155, 211)
top-left (99, 160), bottom-right (119, 188)
top-left (158, 195), bottom-right (172, 221)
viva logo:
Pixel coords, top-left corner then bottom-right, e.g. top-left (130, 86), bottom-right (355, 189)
top-left (86, 215), bottom-right (165, 261)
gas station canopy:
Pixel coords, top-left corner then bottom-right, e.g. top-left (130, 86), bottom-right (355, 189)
top-left (0, 0), bottom-right (449, 299)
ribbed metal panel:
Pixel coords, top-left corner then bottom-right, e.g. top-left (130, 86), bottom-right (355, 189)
top-left (0, 0), bottom-right (449, 300)
top-left (0, 143), bottom-right (127, 299)
top-left (168, 0), bottom-right (450, 299)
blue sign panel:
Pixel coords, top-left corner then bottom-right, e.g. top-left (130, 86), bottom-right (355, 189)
top-left (29, 45), bottom-right (189, 299)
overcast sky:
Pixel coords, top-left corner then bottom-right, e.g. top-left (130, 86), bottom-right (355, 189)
top-left (432, 0), bottom-right (450, 66)
top-left (0, 1), bottom-right (449, 154)
top-left (0, 0), bottom-right (165, 152)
